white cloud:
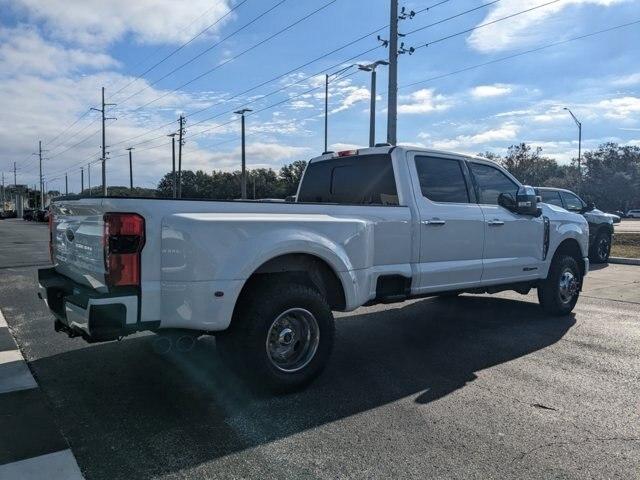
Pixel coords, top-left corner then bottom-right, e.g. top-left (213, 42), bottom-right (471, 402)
top-left (470, 84), bottom-right (512, 99)
top-left (429, 123), bottom-right (520, 150)
top-left (467, 0), bottom-right (628, 53)
top-left (330, 87), bottom-right (370, 114)
top-left (0, 26), bottom-right (117, 77)
top-left (592, 96), bottom-right (640, 119)
top-left (612, 72), bottom-right (640, 86)
top-left (398, 89), bottom-right (451, 114)
top-left (202, 142), bottom-right (310, 170)
top-left (3, 0), bottom-right (233, 46)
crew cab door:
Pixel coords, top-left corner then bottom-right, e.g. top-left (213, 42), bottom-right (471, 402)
top-left (408, 153), bottom-right (485, 292)
top-left (467, 161), bottom-right (544, 283)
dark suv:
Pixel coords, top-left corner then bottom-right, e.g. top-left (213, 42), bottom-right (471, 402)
top-left (536, 187), bottom-right (614, 264)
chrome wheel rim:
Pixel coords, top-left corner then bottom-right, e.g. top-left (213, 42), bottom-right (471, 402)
top-left (266, 308), bottom-right (320, 373)
top-left (597, 237), bottom-right (610, 260)
top-left (558, 268), bottom-right (579, 304)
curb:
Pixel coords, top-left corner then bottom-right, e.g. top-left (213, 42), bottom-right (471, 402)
top-left (0, 309), bottom-right (84, 479)
top-left (609, 257), bottom-right (640, 266)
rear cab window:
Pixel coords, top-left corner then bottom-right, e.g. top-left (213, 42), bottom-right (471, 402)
top-left (297, 154), bottom-right (399, 205)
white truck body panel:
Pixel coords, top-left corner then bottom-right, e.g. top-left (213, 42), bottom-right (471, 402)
top-left (44, 146), bottom-right (589, 336)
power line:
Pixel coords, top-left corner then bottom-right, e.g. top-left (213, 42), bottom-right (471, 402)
top-left (122, 0), bottom-right (339, 114)
top-left (413, 0), bottom-right (561, 50)
top-left (405, 0), bottom-right (501, 36)
top-left (400, 19), bottom-right (640, 89)
top-left (413, 0), bottom-right (452, 16)
top-left (109, 0), bottom-right (251, 100)
top-left (115, 0), bottom-right (290, 108)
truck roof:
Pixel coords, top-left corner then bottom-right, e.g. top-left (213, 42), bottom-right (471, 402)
top-left (308, 145), bottom-right (489, 164)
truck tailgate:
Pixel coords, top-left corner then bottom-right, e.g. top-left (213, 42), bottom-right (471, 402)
top-left (51, 200), bottom-right (107, 291)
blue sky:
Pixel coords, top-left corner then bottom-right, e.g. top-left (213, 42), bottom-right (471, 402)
top-left (0, 0), bottom-right (639, 191)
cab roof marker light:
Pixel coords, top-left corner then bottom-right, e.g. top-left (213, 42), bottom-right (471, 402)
top-left (337, 150), bottom-right (358, 157)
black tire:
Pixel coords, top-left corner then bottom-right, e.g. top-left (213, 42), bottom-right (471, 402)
top-left (589, 230), bottom-right (611, 264)
top-left (537, 254), bottom-right (582, 316)
top-left (217, 282), bottom-right (335, 392)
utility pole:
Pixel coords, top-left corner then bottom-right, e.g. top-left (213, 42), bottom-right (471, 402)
top-left (91, 87), bottom-right (116, 197)
top-left (234, 109), bottom-right (252, 199)
top-left (324, 74), bottom-right (329, 152)
top-left (65, 173), bottom-right (68, 195)
top-left (359, 60), bottom-right (389, 147)
top-left (13, 162), bottom-right (17, 213)
top-left (387, 0), bottom-right (399, 145)
top-left (38, 140), bottom-right (44, 209)
top-left (88, 164), bottom-right (91, 197)
top-left (177, 115), bottom-right (186, 199)
top-left (81, 167), bottom-right (84, 194)
top-left (1, 172), bottom-right (4, 213)
top-left (126, 147), bottom-right (134, 190)
top-left (168, 133), bottom-right (177, 198)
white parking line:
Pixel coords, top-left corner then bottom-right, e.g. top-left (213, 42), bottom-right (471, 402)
top-left (0, 450), bottom-right (84, 480)
top-left (0, 350), bottom-right (38, 394)
top-left (0, 309), bottom-right (6, 327)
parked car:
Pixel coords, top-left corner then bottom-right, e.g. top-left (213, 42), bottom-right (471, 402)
top-left (614, 210), bottom-right (626, 218)
top-left (604, 213), bottom-right (621, 224)
top-left (22, 209), bottom-right (35, 221)
top-left (39, 146), bottom-right (589, 391)
top-left (535, 187), bottom-right (613, 264)
top-left (1, 210), bottom-right (17, 219)
top-left (627, 209), bottom-right (640, 218)
top-left (35, 208), bottom-right (49, 222)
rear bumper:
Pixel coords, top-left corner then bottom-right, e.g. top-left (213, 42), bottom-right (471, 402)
top-left (37, 267), bottom-right (146, 342)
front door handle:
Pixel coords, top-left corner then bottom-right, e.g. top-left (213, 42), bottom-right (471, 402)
top-left (487, 219), bottom-right (505, 226)
top-left (422, 219), bottom-right (446, 226)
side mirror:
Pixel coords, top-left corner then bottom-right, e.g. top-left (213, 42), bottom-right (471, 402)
top-left (498, 192), bottom-right (516, 211)
top-left (515, 185), bottom-right (540, 216)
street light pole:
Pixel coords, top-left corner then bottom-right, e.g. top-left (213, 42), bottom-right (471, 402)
top-left (564, 107), bottom-right (582, 183)
top-left (359, 60), bottom-right (389, 147)
top-left (234, 109), bottom-right (252, 199)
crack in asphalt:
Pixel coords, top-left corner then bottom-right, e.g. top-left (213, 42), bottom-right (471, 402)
top-left (514, 436), bottom-right (640, 462)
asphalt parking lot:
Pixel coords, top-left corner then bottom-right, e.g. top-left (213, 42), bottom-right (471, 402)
top-left (0, 218), bottom-right (639, 479)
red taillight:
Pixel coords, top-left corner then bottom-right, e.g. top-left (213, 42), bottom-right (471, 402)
top-left (103, 213), bottom-right (145, 288)
top-left (337, 149), bottom-right (358, 157)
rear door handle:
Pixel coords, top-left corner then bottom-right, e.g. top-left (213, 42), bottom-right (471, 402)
top-left (422, 219), bottom-right (446, 226)
top-left (487, 220), bottom-right (505, 226)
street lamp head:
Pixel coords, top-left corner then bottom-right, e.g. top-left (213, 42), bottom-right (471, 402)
top-left (234, 108), bottom-right (253, 115)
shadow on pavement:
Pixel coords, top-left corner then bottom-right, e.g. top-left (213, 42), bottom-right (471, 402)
top-left (30, 295), bottom-right (574, 479)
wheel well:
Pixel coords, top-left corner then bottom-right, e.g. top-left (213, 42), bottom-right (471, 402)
top-left (234, 253), bottom-right (346, 317)
top-left (553, 238), bottom-right (585, 277)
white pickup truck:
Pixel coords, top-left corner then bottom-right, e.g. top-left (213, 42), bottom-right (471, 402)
top-left (38, 146), bottom-right (589, 391)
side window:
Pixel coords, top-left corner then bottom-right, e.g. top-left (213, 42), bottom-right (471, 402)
top-left (560, 192), bottom-right (584, 212)
top-left (540, 190), bottom-right (563, 207)
top-left (469, 162), bottom-right (519, 205)
top-left (415, 156), bottom-right (469, 203)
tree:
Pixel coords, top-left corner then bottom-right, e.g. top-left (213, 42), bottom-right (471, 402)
top-left (279, 160), bottom-right (307, 197)
top-left (156, 160), bottom-right (309, 200)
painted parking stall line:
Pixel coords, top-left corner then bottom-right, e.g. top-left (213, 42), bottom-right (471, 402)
top-left (0, 309), bottom-right (84, 479)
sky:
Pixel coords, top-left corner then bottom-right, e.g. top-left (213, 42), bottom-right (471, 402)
top-left (0, 0), bottom-right (639, 192)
